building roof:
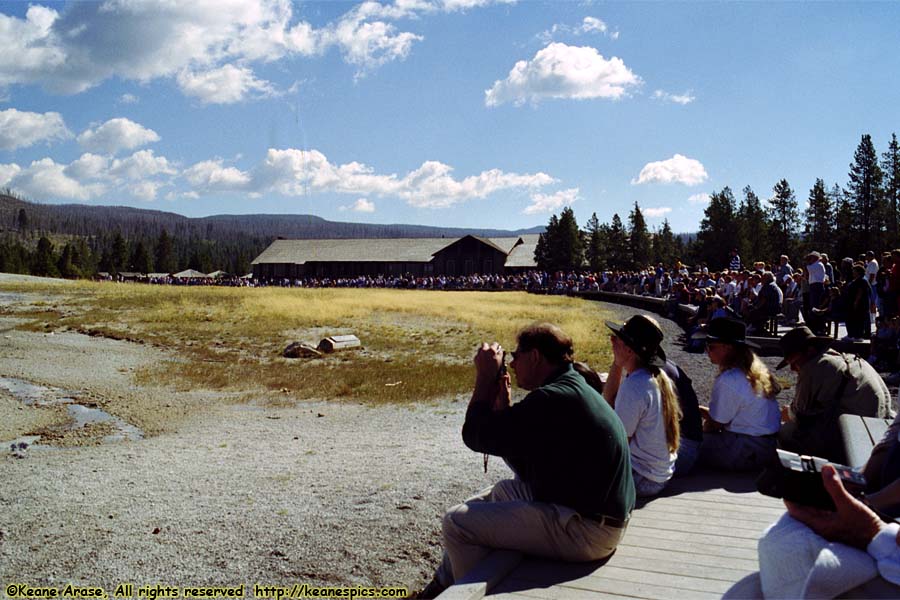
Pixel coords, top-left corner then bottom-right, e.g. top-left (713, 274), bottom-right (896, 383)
top-left (172, 269), bottom-right (211, 278)
top-left (504, 234), bottom-right (541, 268)
top-left (251, 235), bottom-right (539, 268)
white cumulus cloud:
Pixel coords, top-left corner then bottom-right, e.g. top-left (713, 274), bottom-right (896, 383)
top-left (688, 192), bottom-right (711, 205)
top-left (485, 43), bottom-right (641, 107)
top-left (340, 198), bottom-right (376, 213)
top-left (109, 150), bottom-right (177, 181)
top-left (119, 93), bottom-right (139, 104)
top-left (643, 206), bottom-right (672, 218)
top-left (179, 147), bottom-right (555, 209)
top-left (523, 187), bottom-right (579, 215)
top-left (0, 0), bottom-right (509, 98)
top-left (6, 157), bottom-right (105, 201)
top-left (63, 153), bottom-right (109, 180)
top-left (0, 163), bottom-right (22, 187)
top-left (0, 108), bottom-right (70, 151)
top-left (77, 118), bottom-right (160, 155)
top-left (632, 154), bottom-right (708, 186)
top-left (183, 159), bottom-right (252, 191)
top-left (581, 17), bottom-right (608, 34)
top-left (177, 64), bottom-right (276, 104)
top-left (652, 89), bottom-right (695, 105)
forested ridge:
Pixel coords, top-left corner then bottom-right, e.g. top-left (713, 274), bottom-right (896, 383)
top-left (0, 194), bottom-right (543, 277)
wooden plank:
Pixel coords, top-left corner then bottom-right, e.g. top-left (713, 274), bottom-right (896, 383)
top-left (638, 502), bottom-right (782, 524)
top-left (436, 583), bottom-right (485, 600)
top-left (618, 532), bottom-right (759, 561)
top-left (604, 554), bottom-right (753, 582)
top-left (510, 561), bottom-right (733, 594)
top-left (650, 495), bottom-right (784, 517)
top-left (612, 543), bottom-right (758, 571)
top-left (628, 515), bottom-right (764, 539)
top-left (457, 550), bottom-right (523, 590)
top-left (658, 492), bottom-right (781, 511)
top-left (489, 586), bottom-right (624, 600)
top-left (631, 508), bottom-right (772, 532)
top-left (625, 523), bottom-right (760, 547)
top-left (498, 575), bottom-right (721, 600)
top-left (864, 417), bottom-right (891, 446)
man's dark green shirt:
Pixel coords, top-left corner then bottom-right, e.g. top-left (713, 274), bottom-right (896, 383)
top-left (463, 363), bottom-right (636, 521)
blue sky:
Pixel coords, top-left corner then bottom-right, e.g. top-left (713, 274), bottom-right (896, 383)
top-left (0, 1), bottom-right (898, 233)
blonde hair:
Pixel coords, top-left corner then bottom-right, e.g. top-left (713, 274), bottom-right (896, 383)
top-left (646, 365), bottom-right (682, 454)
top-left (631, 314), bottom-right (681, 453)
top-left (718, 345), bottom-right (781, 399)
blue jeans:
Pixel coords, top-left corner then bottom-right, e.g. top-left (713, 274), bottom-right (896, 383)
top-left (674, 437), bottom-right (701, 476)
top-left (700, 430), bottom-right (776, 471)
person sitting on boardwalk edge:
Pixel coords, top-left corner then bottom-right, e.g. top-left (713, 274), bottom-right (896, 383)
top-left (603, 315), bottom-right (681, 496)
top-left (420, 323), bottom-right (635, 598)
top-left (777, 325), bottom-right (893, 463)
top-left (693, 317), bottom-right (781, 471)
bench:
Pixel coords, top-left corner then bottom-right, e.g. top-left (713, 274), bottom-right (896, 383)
top-left (839, 414), bottom-right (893, 468)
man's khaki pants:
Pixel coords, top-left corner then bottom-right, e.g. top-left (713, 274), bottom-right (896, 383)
top-left (434, 479), bottom-right (626, 586)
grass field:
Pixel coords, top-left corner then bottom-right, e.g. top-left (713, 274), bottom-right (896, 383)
top-left (0, 281), bottom-right (617, 403)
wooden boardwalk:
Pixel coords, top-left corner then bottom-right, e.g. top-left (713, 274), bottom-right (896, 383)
top-left (440, 468), bottom-right (783, 600)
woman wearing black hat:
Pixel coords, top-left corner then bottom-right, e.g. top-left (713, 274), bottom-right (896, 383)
top-left (604, 315), bottom-right (681, 496)
top-left (694, 317), bottom-right (781, 471)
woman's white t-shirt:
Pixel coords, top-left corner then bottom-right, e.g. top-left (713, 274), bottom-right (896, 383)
top-left (709, 368), bottom-right (780, 436)
top-left (615, 368), bottom-right (677, 483)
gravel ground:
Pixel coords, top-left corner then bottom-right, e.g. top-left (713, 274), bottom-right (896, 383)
top-left (0, 285), bottom-right (799, 594)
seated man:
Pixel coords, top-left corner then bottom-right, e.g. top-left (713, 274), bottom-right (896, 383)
top-left (747, 271), bottom-right (783, 334)
top-left (777, 326), bottom-right (894, 462)
top-left (421, 323), bottom-right (635, 598)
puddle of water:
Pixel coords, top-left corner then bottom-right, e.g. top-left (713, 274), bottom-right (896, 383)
top-left (67, 404), bottom-right (143, 442)
top-left (0, 377), bottom-right (75, 406)
top-left (1, 376), bottom-right (144, 447)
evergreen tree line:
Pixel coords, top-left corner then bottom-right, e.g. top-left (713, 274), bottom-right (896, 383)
top-left (536, 132), bottom-right (900, 272)
top-left (0, 228), bottom-right (263, 278)
top-left (534, 205), bottom-right (684, 272)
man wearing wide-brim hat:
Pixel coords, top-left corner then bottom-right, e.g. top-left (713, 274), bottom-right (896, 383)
top-left (777, 326), bottom-right (893, 463)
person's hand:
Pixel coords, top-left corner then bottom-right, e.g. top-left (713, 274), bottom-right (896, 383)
top-left (785, 464), bottom-right (885, 550)
top-left (474, 342), bottom-right (503, 385)
top-left (492, 373), bottom-right (511, 412)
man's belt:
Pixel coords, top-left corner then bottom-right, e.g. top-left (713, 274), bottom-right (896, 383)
top-left (586, 513), bottom-right (629, 528)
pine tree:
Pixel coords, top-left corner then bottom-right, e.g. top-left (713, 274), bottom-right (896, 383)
top-left (57, 243), bottom-right (81, 279)
top-left (737, 186), bottom-right (770, 264)
top-left (628, 201), bottom-right (652, 269)
top-left (607, 213), bottom-right (629, 269)
top-left (110, 232), bottom-right (129, 274)
top-left (534, 230), bottom-right (551, 270)
top-left (155, 229), bottom-right (176, 273)
top-left (130, 240), bottom-right (153, 273)
top-left (32, 236), bottom-right (59, 277)
top-left (804, 178), bottom-right (833, 252)
top-left (831, 185), bottom-right (856, 259)
top-left (653, 219), bottom-right (677, 266)
top-left (848, 134), bottom-right (884, 249)
top-left (552, 207), bottom-right (584, 271)
top-left (696, 187), bottom-right (739, 269)
top-left (17, 208), bottom-right (28, 233)
top-left (768, 179), bottom-right (800, 257)
top-left (882, 133), bottom-right (900, 245)
top-left (584, 212), bottom-right (605, 271)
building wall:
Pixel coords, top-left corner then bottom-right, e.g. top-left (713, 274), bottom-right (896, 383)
top-left (432, 238), bottom-right (506, 275)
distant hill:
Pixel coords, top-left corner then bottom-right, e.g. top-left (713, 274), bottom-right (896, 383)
top-left (0, 194), bottom-right (546, 278)
top-left (0, 195), bottom-right (545, 241)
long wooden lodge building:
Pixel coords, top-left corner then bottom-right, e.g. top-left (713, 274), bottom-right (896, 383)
top-left (251, 234), bottom-right (540, 279)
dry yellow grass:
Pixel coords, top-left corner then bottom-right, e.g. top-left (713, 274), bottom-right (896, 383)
top-left (0, 281), bottom-right (617, 402)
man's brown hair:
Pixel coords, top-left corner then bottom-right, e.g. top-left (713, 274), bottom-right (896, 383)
top-left (516, 323), bottom-right (574, 365)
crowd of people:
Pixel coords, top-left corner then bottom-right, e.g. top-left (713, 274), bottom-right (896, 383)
top-left (420, 310), bottom-right (900, 598)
